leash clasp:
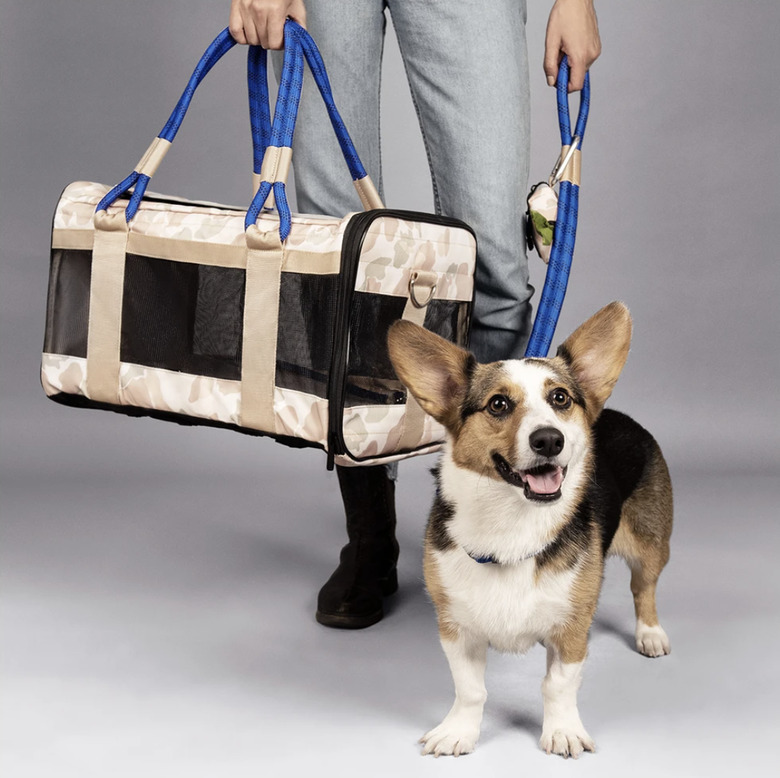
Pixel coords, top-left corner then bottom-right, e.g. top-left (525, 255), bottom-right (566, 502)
top-left (548, 135), bottom-right (581, 187)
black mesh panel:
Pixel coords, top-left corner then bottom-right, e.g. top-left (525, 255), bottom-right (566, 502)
top-left (45, 246), bottom-right (471, 419)
top-left (344, 293), bottom-right (470, 408)
top-left (193, 266), bottom-right (244, 360)
top-left (275, 272), bottom-right (339, 398)
top-left (44, 249), bottom-right (92, 357)
top-left (120, 256), bottom-right (244, 381)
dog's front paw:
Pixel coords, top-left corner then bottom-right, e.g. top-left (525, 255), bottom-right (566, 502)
top-left (540, 725), bottom-right (595, 759)
top-left (420, 713), bottom-right (480, 757)
top-left (635, 622), bottom-right (670, 657)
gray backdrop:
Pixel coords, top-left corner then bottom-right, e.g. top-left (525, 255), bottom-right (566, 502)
top-left (1, 2), bottom-right (778, 777)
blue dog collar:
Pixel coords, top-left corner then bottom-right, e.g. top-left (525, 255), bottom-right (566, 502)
top-left (468, 551), bottom-right (499, 565)
top-left (465, 541), bottom-right (551, 566)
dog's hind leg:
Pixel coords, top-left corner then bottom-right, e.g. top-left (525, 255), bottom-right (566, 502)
top-left (610, 447), bottom-right (673, 657)
top-left (628, 550), bottom-right (671, 657)
top-left (420, 630), bottom-right (488, 757)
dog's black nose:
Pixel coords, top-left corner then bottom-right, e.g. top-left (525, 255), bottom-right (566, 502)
top-left (529, 427), bottom-right (564, 458)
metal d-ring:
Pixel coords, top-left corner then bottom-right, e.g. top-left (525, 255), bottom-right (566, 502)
top-left (548, 135), bottom-right (581, 187)
top-left (408, 270), bottom-right (437, 309)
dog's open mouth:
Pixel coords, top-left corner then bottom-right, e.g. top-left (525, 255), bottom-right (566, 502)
top-left (492, 454), bottom-right (566, 502)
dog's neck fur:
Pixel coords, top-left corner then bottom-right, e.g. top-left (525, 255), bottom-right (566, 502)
top-left (438, 443), bottom-right (591, 567)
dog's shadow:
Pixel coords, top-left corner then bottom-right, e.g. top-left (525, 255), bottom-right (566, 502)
top-left (592, 614), bottom-right (635, 651)
top-left (498, 708), bottom-right (540, 733)
top-left (486, 706), bottom-right (542, 748)
top-left (484, 617), bottom-right (634, 747)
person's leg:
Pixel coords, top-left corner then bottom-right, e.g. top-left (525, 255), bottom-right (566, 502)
top-left (282, 0), bottom-right (387, 213)
top-left (316, 464), bottom-right (399, 629)
top-left (388, 0), bottom-right (533, 361)
top-left (275, 1), bottom-right (398, 628)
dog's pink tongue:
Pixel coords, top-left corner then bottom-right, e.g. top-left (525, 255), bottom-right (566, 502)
top-left (526, 467), bottom-right (563, 494)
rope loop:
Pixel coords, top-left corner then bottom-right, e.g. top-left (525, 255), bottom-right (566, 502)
top-left (95, 20), bottom-right (373, 245)
top-left (525, 57), bottom-right (591, 358)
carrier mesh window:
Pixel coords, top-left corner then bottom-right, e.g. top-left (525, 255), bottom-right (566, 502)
top-left (121, 256), bottom-right (245, 381)
top-left (344, 293), bottom-right (470, 408)
top-left (45, 249), bottom-right (92, 357)
top-left (45, 247), bottom-right (470, 410)
top-left (193, 267), bottom-right (244, 361)
top-left (47, 251), bottom-right (342, 391)
top-left (275, 272), bottom-right (339, 398)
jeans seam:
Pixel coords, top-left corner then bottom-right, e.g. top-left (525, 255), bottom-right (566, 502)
top-left (375, 6), bottom-right (387, 198)
top-left (389, 15), bottom-right (441, 215)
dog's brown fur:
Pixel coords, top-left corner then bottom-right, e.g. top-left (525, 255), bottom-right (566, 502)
top-left (388, 302), bottom-right (673, 758)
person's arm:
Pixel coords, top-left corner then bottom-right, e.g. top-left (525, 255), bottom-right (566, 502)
top-left (228, 0), bottom-right (306, 49)
top-left (543, 0), bottom-right (601, 91)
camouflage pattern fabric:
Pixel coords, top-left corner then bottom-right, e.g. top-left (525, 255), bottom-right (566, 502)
top-left (45, 182), bottom-right (476, 465)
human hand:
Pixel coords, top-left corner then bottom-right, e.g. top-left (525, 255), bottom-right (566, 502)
top-left (544, 0), bottom-right (601, 92)
top-left (228, 0), bottom-right (306, 49)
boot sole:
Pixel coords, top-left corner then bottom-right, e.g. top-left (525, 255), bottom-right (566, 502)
top-left (315, 570), bottom-right (399, 630)
top-left (315, 607), bottom-right (384, 630)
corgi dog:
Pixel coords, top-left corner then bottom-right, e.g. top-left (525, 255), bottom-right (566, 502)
top-left (387, 302), bottom-right (672, 759)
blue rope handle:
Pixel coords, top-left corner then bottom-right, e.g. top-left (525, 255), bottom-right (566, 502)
top-left (96, 28), bottom-right (238, 220)
top-left (245, 21), bottom-right (305, 237)
top-left (247, 45), bottom-right (272, 175)
top-left (296, 26), bottom-right (368, 182)
top-left (245, 20), bottom-right (371, 238)
top-left (524, 57), bottom-right (590, 358)
top-left (96, 20), bottom-right (372, 244)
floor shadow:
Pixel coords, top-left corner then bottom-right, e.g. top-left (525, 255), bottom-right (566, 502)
top-left (592, 614), bottom-right (635, 651)
top-left (487, 705), bottom-right (542, 747)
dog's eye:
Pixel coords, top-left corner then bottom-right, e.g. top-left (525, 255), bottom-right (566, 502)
top-left (549, 388), bottom-right (572, 409)
top-left (487, 395), bottom-right (511, 416)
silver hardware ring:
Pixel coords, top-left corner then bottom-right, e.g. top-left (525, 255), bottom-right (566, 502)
top-left (409, 271), bottom-right (437, 309)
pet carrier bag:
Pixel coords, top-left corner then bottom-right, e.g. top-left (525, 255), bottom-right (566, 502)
top-left (42, 22), bottom-right (476, 468)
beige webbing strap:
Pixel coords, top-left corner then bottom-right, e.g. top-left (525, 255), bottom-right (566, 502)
top-left (253, 171), bottom-right (276, 211)
top-left (254, 145), bottom-right (293, 212)
top-left (353, 175), bottom-right (384, 210)
top-left (396, 270), bottom-right (438, 451)
top-left (558, 145), bottom-right (582, 186)
top-left (259, 146), bottom-right (292, 185)
top-left (86, 211), bottom-right (129, 403)
top-left (240, 225), bottom-right (284, 433)
top-left (134, 137), bottom-right (172, 178)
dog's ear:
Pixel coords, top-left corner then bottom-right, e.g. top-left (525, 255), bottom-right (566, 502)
top-left (387, 320), bottom-right (475, 428)
top-left (557, 301), bottom-right (632, 419)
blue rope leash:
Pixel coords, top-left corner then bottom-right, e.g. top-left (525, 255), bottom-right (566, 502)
top-left (524, 58), bottom-right (590, 358)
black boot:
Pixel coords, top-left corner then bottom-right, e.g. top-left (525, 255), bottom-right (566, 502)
top-left (316, 464), bottom-right (399, 629)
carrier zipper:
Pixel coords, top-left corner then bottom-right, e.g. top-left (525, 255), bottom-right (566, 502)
top-left (325, 210), bottom-right (377, 468)
top-left (326, 209), bottom-right (476, 469)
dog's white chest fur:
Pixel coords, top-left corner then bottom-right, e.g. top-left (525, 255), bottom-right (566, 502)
top-left (436, 453), bottom-right (580, 654)
top-left (434, 548), bottom-right (578, 654)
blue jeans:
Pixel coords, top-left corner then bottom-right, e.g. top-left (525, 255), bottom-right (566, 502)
top-left (280, 0), bottom-right (533, 362)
